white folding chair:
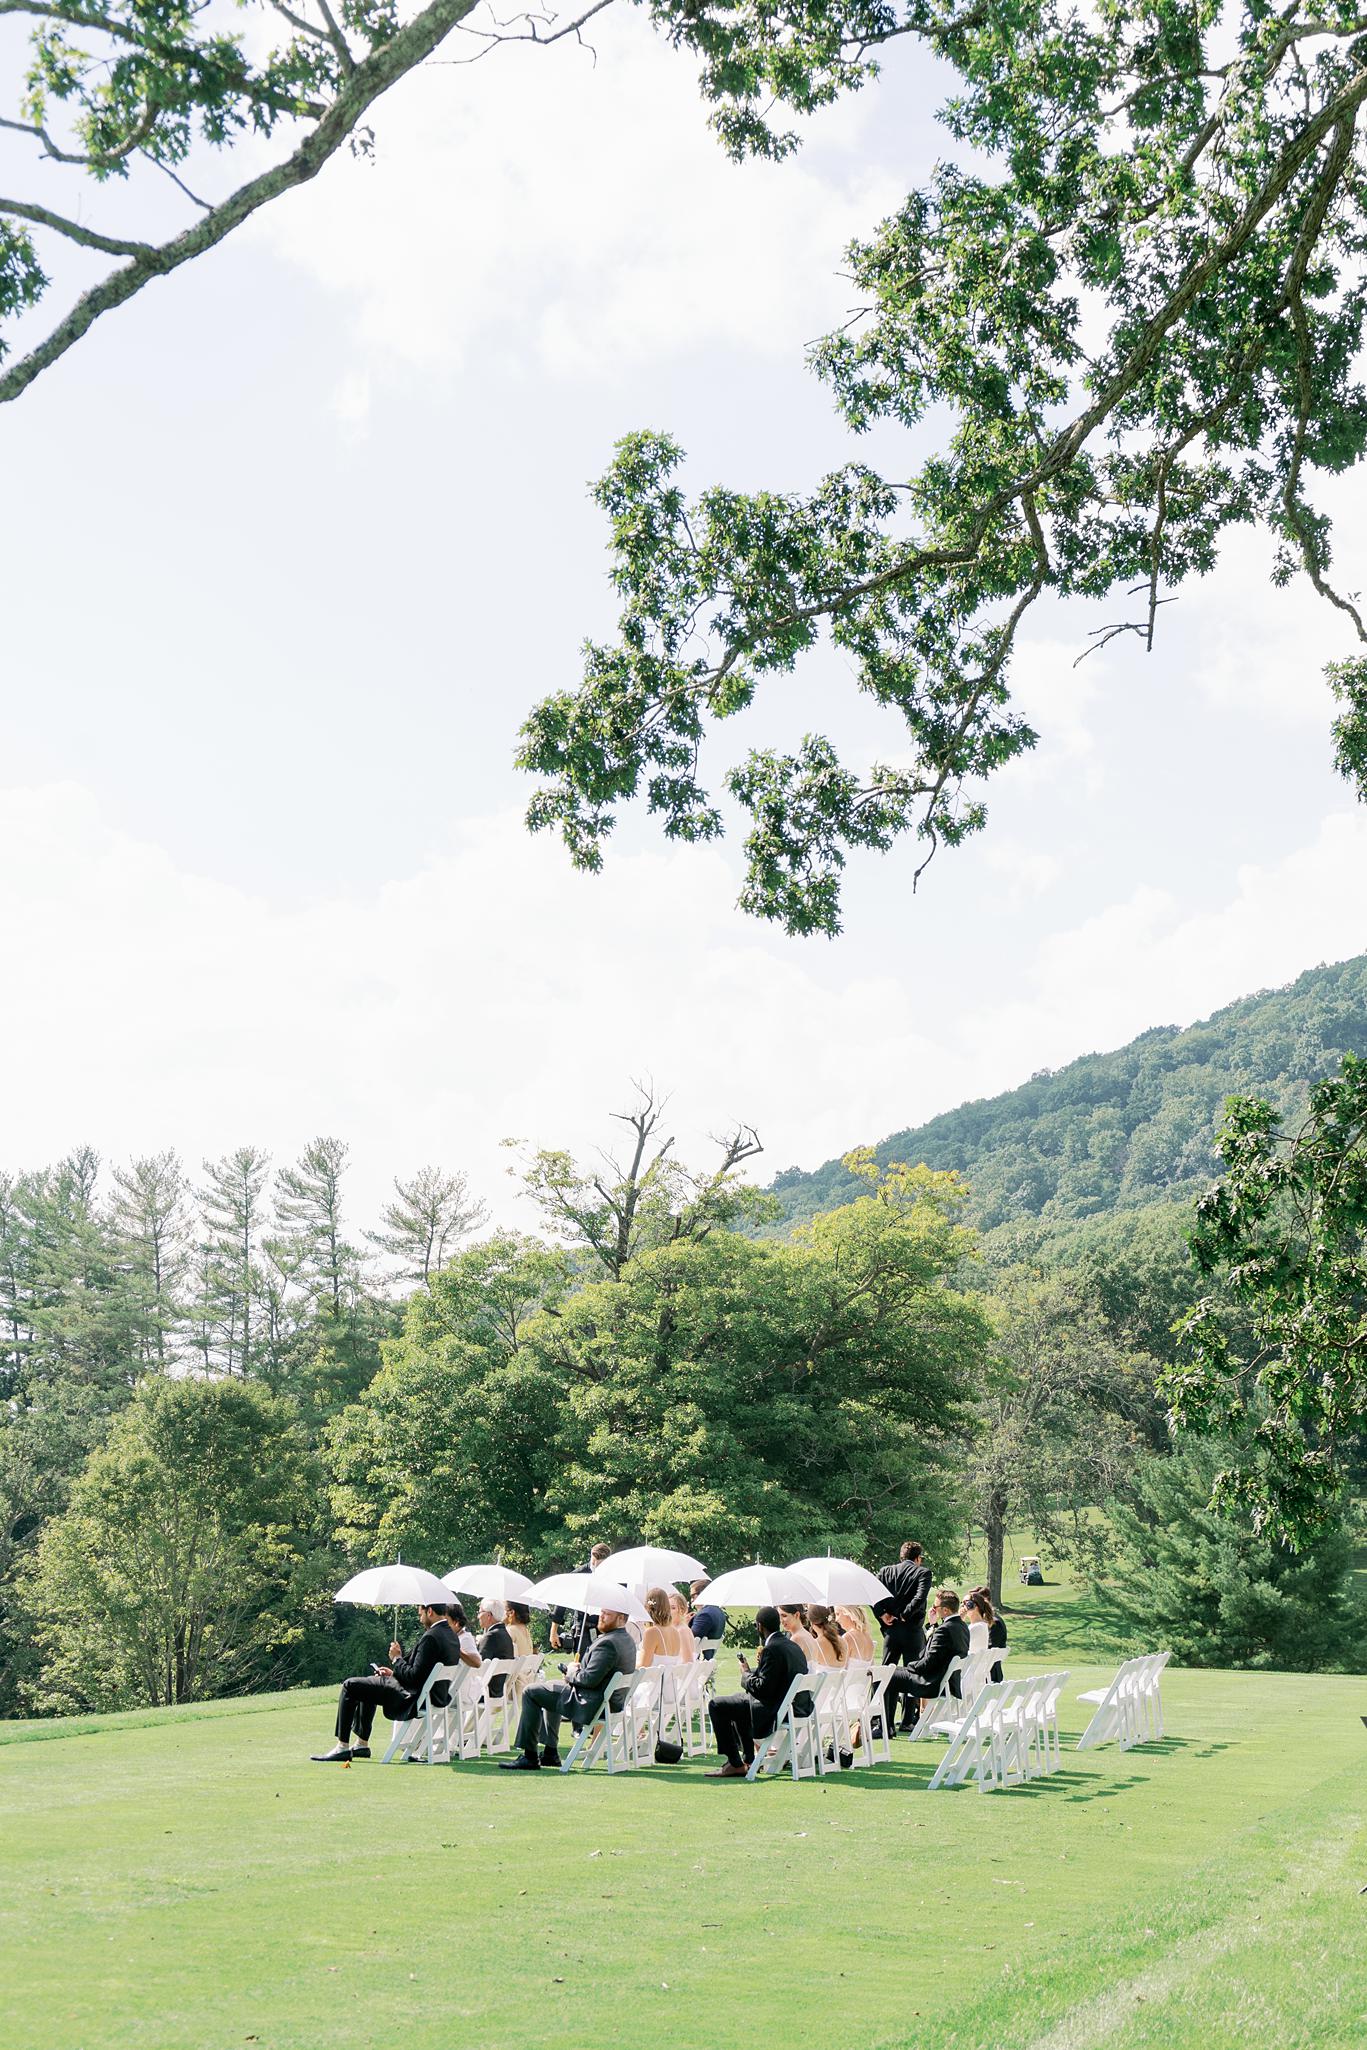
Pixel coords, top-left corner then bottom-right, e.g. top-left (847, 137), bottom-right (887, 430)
top-left (838, 1661), bottom-right (888, 1769)
top-left (381, 1663), bottom-right (468, 1764)
top-left (907, 1655), bottom-right (965, 1742)
top-left (460, 1659), bottom-right (522, 1755)
top-left (1035, 1670), bottom-right (1065, 1769)
top-left (691, 1638), bottom-right (723, 1662)
top-left (1136, 1650), bottom-right (1171, 1740)
top-left (560, 1671), bottom-right (647, 1774)
top-left (677, 1658), bottom-right (717, 1758)
top-left (998, 1674), bottom-right (1052, 1784)
top-left (927, 1680), bottom-right (1010, 1792)
top-left (747, 1670), bottom-right (821, 1782)
top-left (1077, 1656), bottom-right (1144, 1751)
top-left (811, 1665), bottom-right (857, 1772)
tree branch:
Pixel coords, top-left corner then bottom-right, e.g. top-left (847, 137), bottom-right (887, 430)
top-left (0, 194), bottom-right (153, 257)
top-left (0, 0), bottom-right (484, 405)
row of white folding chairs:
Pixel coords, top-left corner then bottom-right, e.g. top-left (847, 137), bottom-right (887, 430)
top-left (1076, 1651), bottom-right (1171, 1752)
top-left (558, 1656), bottom-right (882, 1782)
top-left (382, 1655), bottom-right (546, 1764)
top-left (746, 1662), bottom-right (900, 1781)
top-left (925, 1673), bottom-right (1070, 1792)
top-left (907, 1640), bottom-right (1017, 1744)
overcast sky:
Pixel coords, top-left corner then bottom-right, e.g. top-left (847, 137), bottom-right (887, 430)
top-left (2, 11), bottom-right (1364, 1228)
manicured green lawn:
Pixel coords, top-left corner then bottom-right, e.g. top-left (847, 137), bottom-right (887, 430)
top-left (3, 1610), bottom-right (1364, 2050)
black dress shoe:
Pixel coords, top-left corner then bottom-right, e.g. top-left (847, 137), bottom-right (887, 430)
top-left (498, 1753), bottom-right (541, 1771)
top-left (350, 1744), bottom-right (371, 1760)
top-left (540, 1748), bottom-right (562, 1768)
top-left (310, 1745), bottom-right (352, 1763)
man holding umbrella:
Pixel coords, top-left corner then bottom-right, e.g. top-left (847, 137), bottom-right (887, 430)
top-left (311, 1601), bottom-right (472, 1763)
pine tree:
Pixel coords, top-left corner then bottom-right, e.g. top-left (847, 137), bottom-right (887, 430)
top-left (367, 1165), bottom-right (487, 1286)
top-left (109, 1152), bottom-right (189, 1367)
top-left (273, 1137), bottom-right (359, 1323)
top-left (196, 1148), bottom-right (270, 1376)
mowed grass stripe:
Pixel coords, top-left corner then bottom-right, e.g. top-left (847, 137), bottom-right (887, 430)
top-left (3, 1665), bottom-right (1365, 2050)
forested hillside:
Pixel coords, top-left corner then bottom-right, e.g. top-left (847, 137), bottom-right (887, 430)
top-left (770, 954), bottom-right (1367, 1233)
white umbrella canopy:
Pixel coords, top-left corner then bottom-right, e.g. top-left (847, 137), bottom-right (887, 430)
top-left (704, 1564), bottom-right (823, 1609)
top-left (789, 1557), bottom-right (889, 1607)
top-left (598, 1546), bottom-right (709, 1590)
top-left (529, 1573), bottom-right (651, 1624)
top-left (333, 1564), bottom-right (454, 1608)
top-left (443, 1563), bottom-right (544, 1606)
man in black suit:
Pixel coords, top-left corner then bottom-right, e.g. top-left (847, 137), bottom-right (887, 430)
top-left (706, 1606), bottom-right (812, 1779)
top-left (876, 1541), bottom-right (933, 1667)
top-left (549, 1542), bottom-right (612, 1658)
top-left (311, 1601), bottom-right (466, 1762)
top-left (884, 1588), bottom-right (971, 1734)
top-left (477, 1598), bottom-right (516, 1697)
top-left (499, 1606), bottom-right (637, 1771)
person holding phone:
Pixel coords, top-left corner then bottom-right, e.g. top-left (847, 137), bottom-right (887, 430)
top-left (311, 1601), bottom-right (467, 1762)
top-left (706, 1606), bottom-right (811, 1779)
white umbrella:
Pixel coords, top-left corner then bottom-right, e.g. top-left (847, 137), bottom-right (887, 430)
top-left (333, 1564), bottom-right (454, 1607)
top-left (443, 1563), bottom-right (544, 1606)
top-left (789, 1557), bottom-right (889, 1607)
top-left (333, 1562), bottom-right (454, 1639)
top-left (704, 1564), bottom-right (823, 1609)
top-left (529, 1573), bottom-right (651, 1624)
top-left (598, 1545), bottom-right (709, 1590)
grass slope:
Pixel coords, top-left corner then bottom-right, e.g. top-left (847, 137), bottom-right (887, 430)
top-left (4, 1571), bottom-right (1364, 2050)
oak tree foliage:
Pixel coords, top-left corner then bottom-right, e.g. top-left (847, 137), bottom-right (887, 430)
top-left (519, 0), bottom-right (1367, 931)
top-left (1172, 1050), bottom-right (1367, 1542)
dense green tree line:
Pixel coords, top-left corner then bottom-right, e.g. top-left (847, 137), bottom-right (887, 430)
top-left (6, 1082), bottom-right (1364, 1718)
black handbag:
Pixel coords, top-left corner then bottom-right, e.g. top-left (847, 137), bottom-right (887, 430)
top-left (653, 1738), bottom-right (684, 1764)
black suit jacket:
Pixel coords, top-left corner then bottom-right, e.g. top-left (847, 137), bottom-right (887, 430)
top-left (904, 1614), bottom-right (970, 1696)
top-left (876, 1560), bottom-right (932, 1630)
top-left (988, 1614), bottom-right (1007, 1682)
top-left (742, 1631), bottom-right (811, 1735)
top-left (390, 1620), bottom-right (463, 1713)
top-left (567, 1626), bottom-right (637, 1728)
top-left (478, 1622), bottom-right (515, 1694)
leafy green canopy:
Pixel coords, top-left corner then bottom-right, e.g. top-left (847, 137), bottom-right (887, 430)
top-left (521, 0), bottom-right (1367, 932)
top-left (0, 0), bottom-right (1048, 400)
top-left (324, 1168), bottom-right (989, 1575)
top-left (1172, 1050), bottom-right (1367, 1542)
top-left (20, 1375), bottom-right (325, 1710)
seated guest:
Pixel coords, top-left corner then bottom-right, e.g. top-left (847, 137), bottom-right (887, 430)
top-left (505, 1601), bottom-right (534, 1658)
top-left (835, 1605), bottom-right (874, 1661)
top-left (962, 1593), bottom-right (991, 1660)
top-left (639, 1587), bottom-right (689, 1666)
top-left (808, 1605), bottom-right (848, 1667)
top-left (477, 1598), bottom-right (515, 1695)
top-left (706, 1606), bottom-right (811, 1779)
top-left (311, 1600), bottom-right (463, 1762)
top-left (969, 1586), bottom-right (1008, 1681)
top-left (689, 1579), bottom-right (727, 1658)
top-left (779, 1604), bottom-right (819, 1668)
top-left (667, 1590), bottom-right (697, 1659)
top-left (883, 1589), bottom-right (970, 1736)
top-left (498, 1605), bottom-right (637, 1771)
top-left (446, 1599), bottom-right (482, 1669)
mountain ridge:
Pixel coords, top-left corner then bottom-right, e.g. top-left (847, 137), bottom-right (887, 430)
top-left (770, 952), bottom-right (1367, 1233)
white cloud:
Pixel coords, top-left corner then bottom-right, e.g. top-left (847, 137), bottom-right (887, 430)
top-left (3, 784), bottom-right (1364, 1227)
top-left (256, 13), bottom-right (898, 379)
